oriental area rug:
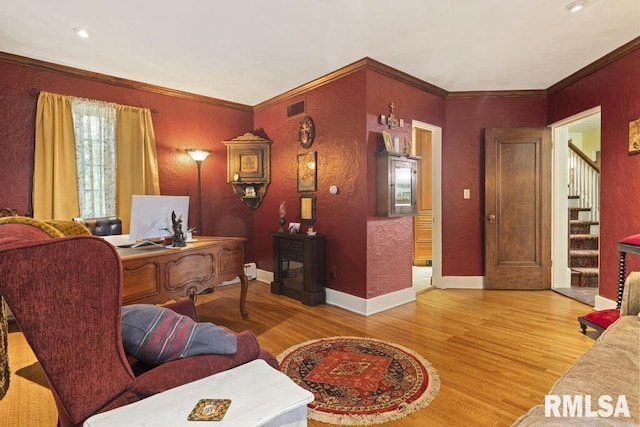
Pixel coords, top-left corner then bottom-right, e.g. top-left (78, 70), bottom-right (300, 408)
top-left (277, 336), bottom-right (440, 425)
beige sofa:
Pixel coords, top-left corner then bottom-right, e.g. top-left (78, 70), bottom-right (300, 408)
top-left (513, 273), bottom-right (640, 426)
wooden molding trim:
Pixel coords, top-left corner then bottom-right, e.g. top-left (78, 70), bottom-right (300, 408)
top-left (254, 57), bottom-right (450, 111)
top-left (447, 90), bottom-right (547, 99)
top-left (254, 58), bottom-right (369, 111)
top-left (0, 51), bottom-right (253, 112)
top-left (364, 58), bottom-right (449, 98)
top-left (547, 36), bottom-right (640, 95)
top-left (4, 35), bottom-right (639, 110)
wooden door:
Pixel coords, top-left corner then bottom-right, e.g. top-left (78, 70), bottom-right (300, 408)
top-left (413, 128), bottom-right (432, 265)
top-left (485, 128), bottom-right (551, 289)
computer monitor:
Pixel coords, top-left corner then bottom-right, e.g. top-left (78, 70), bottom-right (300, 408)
top-left (129, 195), bottom-right (190, 242)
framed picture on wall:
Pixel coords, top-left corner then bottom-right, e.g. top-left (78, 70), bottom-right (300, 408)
top-left (299, 192), bottom-right (316, 225)
top-left (297, 151), bottom-right (317, 192)
top-left (629, 118), bottom-right (640, 155)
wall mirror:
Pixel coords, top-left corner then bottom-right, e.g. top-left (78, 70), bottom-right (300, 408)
top-left (299, 193), bottom-right (316, 225)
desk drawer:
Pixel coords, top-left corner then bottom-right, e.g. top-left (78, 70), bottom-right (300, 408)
top-left (122, 261), bottom-right (161, 302)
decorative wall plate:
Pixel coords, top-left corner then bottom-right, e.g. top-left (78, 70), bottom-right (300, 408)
top-left (298, 116), bottom-right (315, 149)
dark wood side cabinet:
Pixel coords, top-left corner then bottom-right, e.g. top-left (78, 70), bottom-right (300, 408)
top-left (271, 232), bottom-right (326, 306)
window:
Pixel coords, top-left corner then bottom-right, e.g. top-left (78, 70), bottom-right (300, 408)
top-left (70, 98), bottom-right (117, 218)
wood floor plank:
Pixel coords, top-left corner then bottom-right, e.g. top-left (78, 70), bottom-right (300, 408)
top-left (0, 282), bottom-right (595, 426)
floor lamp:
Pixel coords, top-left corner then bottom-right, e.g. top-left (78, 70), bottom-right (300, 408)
top-left (187, 149), bottom-right (210, 235)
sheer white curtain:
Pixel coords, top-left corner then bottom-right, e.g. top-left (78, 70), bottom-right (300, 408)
top-left (70, 97), bottom-right (117, 218)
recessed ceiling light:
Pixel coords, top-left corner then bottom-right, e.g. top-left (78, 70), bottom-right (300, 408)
top-left (565, 1), bottom-right (584, 13)
top-left (73, 27), bottom-right (91, 38)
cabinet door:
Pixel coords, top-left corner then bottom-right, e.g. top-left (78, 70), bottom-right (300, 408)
top-left (376, 152), bottom-right (420, 217)
top-left (390, 157), bottom-right (418, 216)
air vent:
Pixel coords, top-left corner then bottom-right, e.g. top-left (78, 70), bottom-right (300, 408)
top-left (287, 100), bottom-right (305, 117)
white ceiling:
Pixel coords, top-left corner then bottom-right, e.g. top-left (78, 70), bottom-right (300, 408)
top-left (1, 0), bottom-right (639, 106)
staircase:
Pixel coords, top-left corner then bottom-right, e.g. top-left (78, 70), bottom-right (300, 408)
top-left (569, 203), bottom-right (599, 287)
top-left (567, 140), bottom-right (600, 288)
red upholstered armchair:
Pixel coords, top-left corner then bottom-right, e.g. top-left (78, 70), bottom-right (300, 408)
top-left (0, 221), bottom-right (278, 427)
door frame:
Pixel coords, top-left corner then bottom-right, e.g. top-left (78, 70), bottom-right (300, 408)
top-left (550, 106), bottom-right (601, 289)
top-left (412, 120), bottom-right (443, 288)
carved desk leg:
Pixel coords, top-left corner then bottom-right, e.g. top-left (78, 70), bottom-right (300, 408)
top-left (239, 272), bottom-right (249, 318)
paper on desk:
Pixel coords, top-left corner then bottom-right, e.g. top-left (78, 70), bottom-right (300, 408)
top-left (100, 234), bottom-right (135, 247)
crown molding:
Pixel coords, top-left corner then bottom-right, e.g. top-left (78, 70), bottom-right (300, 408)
top-left (364, 57), bottom-right (449, 98)
top-left (4, 35), bottom-right (640, 111)
top-left (254, 58), bottom-right (369, 111)
top-left (447, 90), bottom-right (547, 99)
top-left (0, 51), bottom-right (253, 112)
top-left (547, 36), bottom-right (640, 95)
top-left (254, 57), bottom-right (450, 111)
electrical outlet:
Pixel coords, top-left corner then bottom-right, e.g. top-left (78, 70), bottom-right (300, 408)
top-left (330, 266), bottom-right (336, 279)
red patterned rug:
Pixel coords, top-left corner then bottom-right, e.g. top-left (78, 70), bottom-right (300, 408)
top-left (277, 336), bottom-right (440, 425)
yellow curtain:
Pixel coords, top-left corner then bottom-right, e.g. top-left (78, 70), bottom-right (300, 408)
top-left (115, 105), bottom-right (160, 233)
top-left (33, 92), bottom-right (79, 220)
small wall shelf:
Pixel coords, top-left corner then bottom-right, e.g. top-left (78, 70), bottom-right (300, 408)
top-left (223, 133), bottom-right (272, 209)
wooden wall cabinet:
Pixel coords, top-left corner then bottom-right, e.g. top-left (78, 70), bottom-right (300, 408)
top-left (271, 232), bottom-right (326, 306)
top-left (223, 133), bottom-right (272, 209)
top-left (376, 151), bottom-right (421, 216)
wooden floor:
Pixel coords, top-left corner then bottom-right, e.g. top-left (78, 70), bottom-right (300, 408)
top-left (0, 281), bottom-right (596, 426)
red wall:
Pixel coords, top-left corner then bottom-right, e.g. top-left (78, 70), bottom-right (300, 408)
top-left (2, 48), bottom-right (637, 303)
top-left (364, 70), bottom-right (445, 297)
top-left (0, 61), bottom-right (258, 261)
top-left (253, 71), bottom-right (369, 297)
top-left (548, 49), bottom-right (640, 301)
top-left (443, 97), bottom-right (548, 276)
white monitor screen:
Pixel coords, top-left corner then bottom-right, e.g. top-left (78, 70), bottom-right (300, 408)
top-left (129, 195), bottom-right (190, 241)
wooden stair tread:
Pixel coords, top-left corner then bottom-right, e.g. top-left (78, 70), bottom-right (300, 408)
top-left (570, 249), bottom-right (599, 256)
top-left (567, 199), bottom-right (599, 287)
top-left (569, 221), bottom-right (599, 227)
top-left (570, 267), bottom-right (599, 275)
top-left (569, 234), bottom-right (599, 239)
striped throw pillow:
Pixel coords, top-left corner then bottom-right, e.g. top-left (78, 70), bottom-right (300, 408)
top-left (121, 304), bottom-right (237, 365)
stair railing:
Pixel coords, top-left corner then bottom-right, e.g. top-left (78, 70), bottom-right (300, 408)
top-left (568, 141), bottom-right (600, 223)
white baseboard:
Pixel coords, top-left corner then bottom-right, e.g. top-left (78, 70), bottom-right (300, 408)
top-left (441, 276), bottom-right (484, 289)
top-left (258, 268), bottom-right (415, 316)
top-left (256, 268), bottom-right (273, 284)
top-left (595, 294), bottom-right (617, 311)
top-left (325, 287), bottom-right (415, 316)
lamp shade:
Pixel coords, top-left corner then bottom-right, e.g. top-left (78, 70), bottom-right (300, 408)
top-left (187, 149), bottom-right (211, 162)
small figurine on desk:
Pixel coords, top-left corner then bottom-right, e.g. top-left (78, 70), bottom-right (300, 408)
top-left (278, 201), bottom-right (286, 232)
top-left (170, 210), bottom-right (186, 247)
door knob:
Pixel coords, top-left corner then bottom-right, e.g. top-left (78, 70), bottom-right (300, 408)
top-left (487, 214), bottom-right (496, 222)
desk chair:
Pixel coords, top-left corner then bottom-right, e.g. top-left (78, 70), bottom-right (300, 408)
top-left (73, 216), bottom-right (122, 236)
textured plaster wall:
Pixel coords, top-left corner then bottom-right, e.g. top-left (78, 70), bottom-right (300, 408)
top-left (2, 48), bottom-right (638, 302)
top-left (548, 49), bottom-right (640, 302)
top-left (444, 97), bottom-right (548, 277)
top-left (254, 71), bottom-right (369, 297)
top-left (0, 61), bottom-right (258, 260)
top-left (364, 70), bottom-right (445, 297)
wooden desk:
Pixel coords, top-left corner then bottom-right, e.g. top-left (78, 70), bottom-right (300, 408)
top-left (117, 237), bottom-right (249, 317)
